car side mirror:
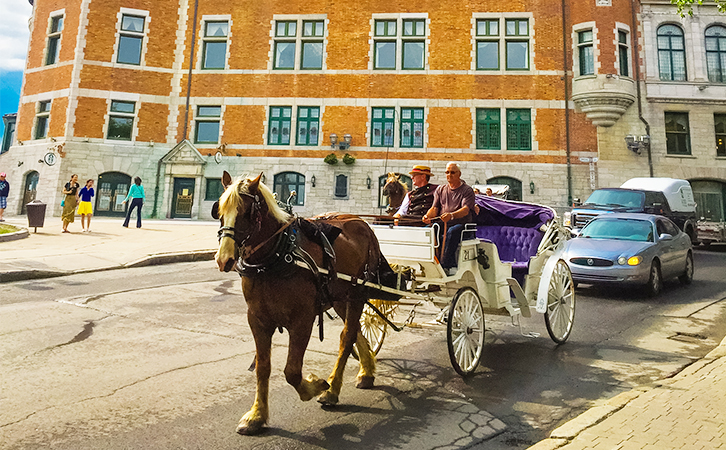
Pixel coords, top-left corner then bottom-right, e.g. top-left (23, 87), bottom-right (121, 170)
top-left (659, 233), bottom-right (673, 241)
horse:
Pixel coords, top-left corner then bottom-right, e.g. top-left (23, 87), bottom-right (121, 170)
top-left (214, 171), bottom-right (386, 435)
top-left (382, 172), bottom-right (408, 215)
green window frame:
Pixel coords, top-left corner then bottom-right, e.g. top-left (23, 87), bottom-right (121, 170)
top-left (300, 20), bottom-right (324, 70)
top-left (665, 112), bottom-right (691, 155)
top-left (34, 101), bottom-right (51, 140)
top-left (201, 21), bottom-right (228, 70)
top-left (578, 30), bottom-right (594, 76)
top-left (506, 109), bottom-right (531, 151)
top-left (618, 30), bottom-right (630, 77)
top-left (296, 106), bottom-right (320, 146)
top-left (505, 19), bottom-right (529, 70)
top-left (371, 107), bottom-right (395, 147)
top-left (476, 19), bottom-right (499, 70)
top-left (374, 20), bottom-right (397, 70)
top-left (658, 25), bottom-right (687, 81)
top-left (205, 178), bottom-right (225, 201)
top-left (268, 106), bottom-right (292, 145)
top-left (715, 114), bottom-right (726, 157)
top-left (400, 108), bottom-right (424, 148)
top-left (45, 15), bottom-right (64, 65)
top-left (476, 108), bottom-right (501, 150)
top-left (402, 19), bottom-right (425, 70)
top-left (706, 25), bottom-right (726, 83)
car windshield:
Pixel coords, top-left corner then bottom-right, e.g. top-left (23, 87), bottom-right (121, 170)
top-left (580, 218), bottom-right (654, 242)
top-left (583, 190), bottom-right (644, 208)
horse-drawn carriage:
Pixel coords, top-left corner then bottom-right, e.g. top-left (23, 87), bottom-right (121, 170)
top-left (213, 172), bottom-right (575, 434)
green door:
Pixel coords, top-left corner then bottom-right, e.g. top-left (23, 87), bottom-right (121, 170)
top-left (172, 178), bottom-right (195, 218)
top-left (95, 172), bottom-right (131, 217)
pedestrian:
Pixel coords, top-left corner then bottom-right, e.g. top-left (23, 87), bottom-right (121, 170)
top-left (0, 172), bottom-right (9, 222)
top-left (61, 174), bottom-right (80, 233)
top-left (122, 177), bottom-right (145, 228)
top-left (77, 179), bottom-right (95, 232)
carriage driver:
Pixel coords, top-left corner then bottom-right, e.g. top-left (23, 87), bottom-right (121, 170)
top-left (423, 162), bottom-right (476, 274)
top-left (393, 165), bottom-right (438, 225)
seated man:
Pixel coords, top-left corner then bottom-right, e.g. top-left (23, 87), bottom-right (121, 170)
top-left (423, 162), bottom-right (476, 273)
top-left (394, 165), bottom-right (438, 225)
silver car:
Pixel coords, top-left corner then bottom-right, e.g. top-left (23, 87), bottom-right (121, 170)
top-left (563, 213), bottom-right (693, 296)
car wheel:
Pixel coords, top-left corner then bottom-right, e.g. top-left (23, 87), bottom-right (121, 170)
top-left (679, 252), bottom-right (694, 285)
top-left (646, 261), bottom-right (662, 297)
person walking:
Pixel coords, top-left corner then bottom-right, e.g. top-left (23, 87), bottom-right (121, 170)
top-left (0, 172), bottom-right (9, 222)
top-left (77, 179), bottom-right (95, 232)
top-left (122, 177), bottom-right (145, 228)
top-left (61, 174), bottom-right (80, 233)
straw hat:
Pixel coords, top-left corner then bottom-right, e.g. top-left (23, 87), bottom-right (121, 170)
top-left (409, 165), bottom-right (433, 176)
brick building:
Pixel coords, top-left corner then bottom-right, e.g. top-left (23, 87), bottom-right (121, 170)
top-left (0, 0), bottom-right (676, 220)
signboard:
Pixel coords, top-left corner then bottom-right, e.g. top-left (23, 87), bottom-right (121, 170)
top-left (43, 152), bottom-right (57, 166)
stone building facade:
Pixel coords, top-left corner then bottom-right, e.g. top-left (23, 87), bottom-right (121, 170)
top-left (1, 0), bottom-right (665, 220)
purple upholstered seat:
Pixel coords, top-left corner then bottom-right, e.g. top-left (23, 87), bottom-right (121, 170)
top-left (475, 226), bottom-right (543, 270)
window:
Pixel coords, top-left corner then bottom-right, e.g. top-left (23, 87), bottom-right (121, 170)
top-left (117, 14), bottom-right (145, 65)
top-left (202, 21), bottom-right (228, 70)
top-left (506, 109), bottom-right (531, 151)
top-left (476, 19), bottom-right (499, 70)
top-left (505, 19), bottom-right (529, 70)
top-left (107, 100), bottom-right (135, 140)
top-left (487, 176), bottom-right (522, 201)
top-left (476, 108), bottom-right (501, 149)
top-left (706, 25), bottom-right (726, 83)
top-left (378, 173), bottom-right (412, 208)
top-left (205, 178), bottom-right (225, 201)
top-left (268, 106), bottom-right (292, 145)
top-left (658, 25), bottom-right (686, 81)
top-left (296, 106), bottom-right (319, 146)
top-left (273, 172), bottom-right (305, 205)
top-left (273, 19), bottom-right (324, 70)
top-left (45, 15), bottom-right (63, 65)
top-left (665, 112), bottom-right (690, 155)
top-left (618, 30), bottom-right (630, 77)
top-left (400, 108), bottom-right (424, 148)
top-left (371, 107), bottom-right (395, 147)
top-left (194, 106), bottom-right (221, 144)
top-left (334, 174), bottom-right (348, 198)
top-left (34, 101), bottom-right (51, 140)
top-left (715, 114), bottom-right (726, 156)
top-left (373, 18), bottom-right (426, 70)
top-left (577, 30), bottom-right (594, 76)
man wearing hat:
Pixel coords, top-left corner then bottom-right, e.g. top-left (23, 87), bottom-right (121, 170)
top-left (394, 165), bottom-right (438, 225)
top-left (0, 172), bottom-right (9, 222)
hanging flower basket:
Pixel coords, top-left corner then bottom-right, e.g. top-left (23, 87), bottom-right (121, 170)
top-left (324, 153), bottom-right (338, 165)
top-left (342, 153), bottom-right (356, 165)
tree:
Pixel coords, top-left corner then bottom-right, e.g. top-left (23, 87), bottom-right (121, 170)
top-left (670, 0), bottom-right (726, 16)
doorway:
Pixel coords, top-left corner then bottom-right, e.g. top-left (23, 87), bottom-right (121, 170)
top-left (95, 172), bottom-right (131, 217)
top-left (20, 171), bottom-right (39, 214)
top-left (172, 178), bottom-right (195, 218)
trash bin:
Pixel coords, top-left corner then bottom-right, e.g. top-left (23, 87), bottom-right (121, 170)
top-left (26, 200), bottom-right (47, 233)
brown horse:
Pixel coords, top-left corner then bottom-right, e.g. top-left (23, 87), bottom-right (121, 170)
top-left (214, 171), bottom-right (382, 435)
top-left (382, 172), bottom-right (408, 215)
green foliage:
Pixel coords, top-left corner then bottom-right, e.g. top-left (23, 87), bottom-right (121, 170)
top-left (671, 0), bottom-right (726, 16)
top-left (342, 153), bottom-right (356, 165)
top-left (324, 153), bottom-right (338, 165)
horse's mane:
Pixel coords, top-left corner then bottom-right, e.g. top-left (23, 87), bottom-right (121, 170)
top-left (219, 176), bottom-right (291, 224)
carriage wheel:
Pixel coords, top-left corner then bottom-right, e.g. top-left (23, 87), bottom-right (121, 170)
top-left (360, 300), bottom-right (397, 356)
top-left (447, 287), bottom-right (485, 376)
top-left (544, 260), bottom-right (576, 344)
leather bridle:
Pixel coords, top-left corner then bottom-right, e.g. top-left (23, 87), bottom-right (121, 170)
top-left (217, 191), bottom-right (264, 254)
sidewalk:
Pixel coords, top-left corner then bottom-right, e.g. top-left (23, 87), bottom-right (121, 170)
top-left (0, 216), bottom-right (220, 282)
top-left (529, 337), bottom-right (726, 450)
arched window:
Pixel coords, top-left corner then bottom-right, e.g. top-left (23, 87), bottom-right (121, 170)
top-left (706, 25), bottom-right (726, 83)
top-left (273, 171), bottom-right (305, 206)
top-left (657, 25), bottom-right (687, 81)
top-left (334, 174), bottom-right (348, 198)
top-left (487, 176), bottom-right (523, 201)
top-left (20, 171), bottom-right (40, 214)
top-left (378, 173), bottom-right (412, 209)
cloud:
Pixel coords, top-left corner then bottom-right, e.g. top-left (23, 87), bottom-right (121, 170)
top-left (0, 0), bottom-right (32, 71)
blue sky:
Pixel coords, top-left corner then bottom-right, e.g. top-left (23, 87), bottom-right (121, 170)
top-left (0, 0), bottom-right (32, 137)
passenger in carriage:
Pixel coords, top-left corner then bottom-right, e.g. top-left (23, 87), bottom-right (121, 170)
top-left (422, 162), bottom-right (476, 274)
top-left (393, 165), bottom-right (438, 226)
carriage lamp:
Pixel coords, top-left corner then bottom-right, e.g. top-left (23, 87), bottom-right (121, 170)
top-left (366, 175), bottom-right (372, 189)
top-left (311, 175), bottom-right (316, 187)
top-left (329, 133), bottom-right (338, 149)
top-left (339, 133), bottom-right (352, 150)
top-left (529, 181), bottom-right (535, 194)
top-left (625, 135), bottom-right (650, 155)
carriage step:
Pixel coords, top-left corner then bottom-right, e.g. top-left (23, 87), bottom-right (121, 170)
top-left (506, 278), bottom-right (531, 318)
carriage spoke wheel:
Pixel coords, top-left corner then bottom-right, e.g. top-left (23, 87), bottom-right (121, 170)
top-left (360, 300), bottom-right (397, 356)
top-left (544, 260), bottom-right (576, 344)
top-left (447, 287), bottom-right (485, 376)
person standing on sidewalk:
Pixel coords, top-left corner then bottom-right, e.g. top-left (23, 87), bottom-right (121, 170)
top-left (61, 174), bottom-right (80, 233)
top-left (122, 177), bottom-right (145, 228)
top-left (0, 172), bottom-right (9, 222)
top-left (77, 179), bottom-right (95, 232)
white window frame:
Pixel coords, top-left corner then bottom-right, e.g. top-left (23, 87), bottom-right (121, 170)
top-left (616, 23), bottom-right (632, 78)
top-left (44, 10), bottom-right (65, 66)
top-left (198, 16), bottom-right (231, 71)
top-left (470, 13), bottom-right (534, 73)
top-left (269, 15), bottom-right (328, 72)
top-left (370, 13), bottom-right (430, 72)
top-left (572, 22), bottom-right (598, 79)
top-left (103, 96), bottom-right (139, 143)
top-left (112, 8), bottom-right (150, 67)
top-left (193, 104), bottom-right (224, 145)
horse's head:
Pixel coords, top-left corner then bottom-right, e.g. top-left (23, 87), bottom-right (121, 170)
top-left (213, 171), bottom-right (290, 272)
top-left (382, 172), bottom-right (408, 214)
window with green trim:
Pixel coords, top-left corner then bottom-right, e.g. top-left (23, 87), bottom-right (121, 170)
top-left (400, 108), bottom-right (424, 148)
top-left (274, 21), bottom-right (296, 69)
top-left (296, 106), bottom-right (320, 146)
top-left (476, 108), bottom-right (501, 149)
top-left (373, 18), bottom-right (426, 70)
top-left (268, 106), bottom-right (292, 145)
top-left (506, 109), bottom-right (531, 150)
top-left (374, 20), bottom-right (397, 69)
top-left (273, 19), bottom-right (324, 70)
top-left (402, 19), bottom-right (425, 69)
top-left (201, 21), bottom-right (228, 70)
top-left (371, 108), bottom-right (395, 147)
top-left (505, 19), bottom-right (529, 70)
top-left (476, 19), bottom-right (499, 70)
top-left (577, 30), bottom-right (594, 76)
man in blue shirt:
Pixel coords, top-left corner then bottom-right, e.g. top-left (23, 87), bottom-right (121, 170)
top-left (0, 172), bottom-right (9, 222)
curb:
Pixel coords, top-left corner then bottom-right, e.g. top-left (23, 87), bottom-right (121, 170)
top-left (0, 249), bottom-right (216, 283)
top-left (0, 227), bottom-right (30, 243)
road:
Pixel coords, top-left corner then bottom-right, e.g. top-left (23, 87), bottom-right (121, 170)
top-left (1, 247), bottom-right (725, 450)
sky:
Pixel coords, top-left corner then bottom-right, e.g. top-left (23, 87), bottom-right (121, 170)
top-left (0, 0), bottom-right (33, 137)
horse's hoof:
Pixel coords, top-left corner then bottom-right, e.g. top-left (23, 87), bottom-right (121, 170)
top-left (356, 375), bottom-right (375, 389)
top-left (317, 390), bottom-right (339, 406)
top-left (236, 421), bottom-right (264, 436)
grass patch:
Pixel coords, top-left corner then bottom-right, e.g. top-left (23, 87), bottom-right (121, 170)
top-left (0, 223), bottom-right (20, 235)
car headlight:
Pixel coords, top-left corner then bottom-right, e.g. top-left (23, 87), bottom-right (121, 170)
top-left (627, 256), bottom-right (642, 266)
top-left (618, 256), bottom-right (627, 265)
